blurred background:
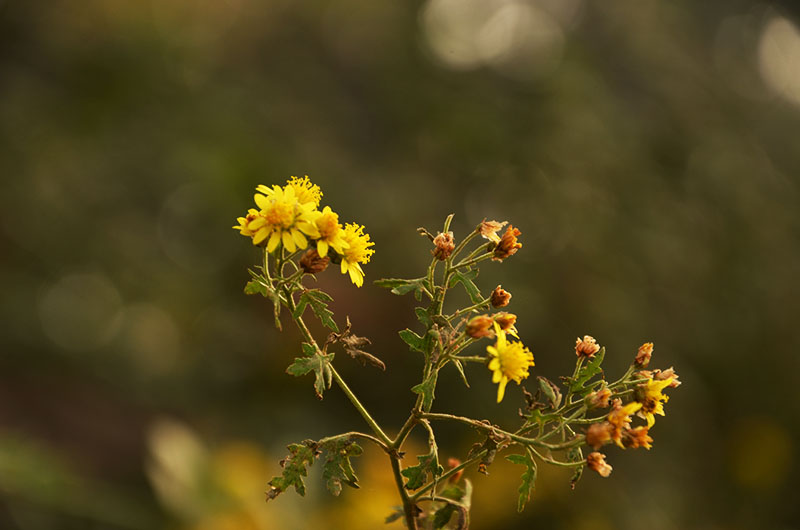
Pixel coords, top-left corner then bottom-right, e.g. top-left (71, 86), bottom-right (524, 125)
top-left (1, 0), bottom-right (799, 528)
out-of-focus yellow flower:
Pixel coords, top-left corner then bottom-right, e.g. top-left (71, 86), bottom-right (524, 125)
top-left (637, 377), bottom-right (672, 427)
top-left (312, 206), bottom-right (349, 258)
top-left (486, 323), bottom-right (534, 403)
top-left (233, 209), bottom-right (260, 238)
top-left (257, 175), bottom-right (322, 208)
top-left (249, 185), bottom-right (320, 252)
top-left (339, 223), bottom-right (375, 287)
top-left (607, 401), bottom-right (642, 447)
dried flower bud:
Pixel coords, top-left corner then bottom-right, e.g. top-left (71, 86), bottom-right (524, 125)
top-left (432, 231), bottom-right (455, 260)
top-left (299, 249), bottom-right (330, 274)
top-left (490, 285), bottom-right (512, 308)
top-left (622, 426), bottom-right (653, 450)
top-left (586, 452), bottom-right (612, 477)
top-left (575, 335), bottom-right (601, 358)
top-left (478, 219), bottom-right (508, 243)
top-left (493, 312), bottom-right (517, 331)
top-left (635, 342), bottom-right (654, 368)
top-left (492, 225), bottom-right (522, 261)
top-left (586, 387), bottom-right (612, 409)
top-left (586, 422), bottom-right (613, 449)
top-left (447, 457), bottom-right (463, 483)
top-left (654, 367), bottom-right (681, 388)
top-left (466, 315), bottom-right (494, 339)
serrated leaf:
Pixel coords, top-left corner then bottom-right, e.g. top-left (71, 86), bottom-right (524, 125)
top-left (410, 371), bottom-right (438, 412)
top-left (319, 438), bottom-right (363, 496)
top-left (244, 279), bottom-right (268, 296)
top-left (293, 289), bottom-right (339, 332)
top-left (505, 452), bottom-right (537, 512)
top-left (375, 277), bottom-right (427, 297)
top-left (415, 307), bottom-right (433, 327)
top-left (569, 347), bottom-right (606, 393)
top-left (537, 376), bottom-right (562, 409)
top-left (448, 269), bottom-right (483, 304)
top-left (401, 433), bottom-right (443, 490)
top-left (398, 329), bottom-right (425, 353)
top-left (286, 345), bottom-right (334, 399)
top-left (266, 442), bottom-right (318, 501)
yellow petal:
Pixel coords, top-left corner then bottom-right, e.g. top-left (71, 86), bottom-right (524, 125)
top-left (348, 266), bottom-right (363, 287)
top-left (488, 358), bottom-right (500, 371)
top-left (291, 228), bottom-right (308, 249)
top-left (492, 369), bottom-right (502, 383)
top-left (317, 240), bottom-right (329, 257)
top-left (254, 193), bottom-right (270, 210)
top-left (247, 217), bottom-right (266, 230)
top-left (253, 226), bottom-right (269, 245)
top-left (267, 231), bottom-right (281, 252)
top-left (646, 413), bottom-right (655, 428)
top-left (282, 231), bottom-right (296, 252)
top-left (341, 260), bottom-right (348, 274)
top-left (496, 378), bottom-right (508, 403)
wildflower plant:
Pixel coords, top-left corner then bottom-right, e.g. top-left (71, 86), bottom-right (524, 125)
top-left (234, 177), bottom-right (682, 529)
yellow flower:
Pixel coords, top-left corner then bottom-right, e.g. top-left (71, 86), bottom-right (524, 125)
top-left (248, 185), bottom-right (320, 252)
top-left (233, 209), bottom-right (260, 237)
top-left (607, 401), bottom-right (642, 447)
top-left (313, 206), bottom-right (349, 258)
top-left (257, 175), bottom-right (322, 208)
top-left (637, 377), bottom-right (672, 427)
top-left (339, 223), bottom-right (375, 287)
top-left (486, 323), bottom-right (534, 403)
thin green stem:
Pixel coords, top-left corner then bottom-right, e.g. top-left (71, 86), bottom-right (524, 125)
top-left (317, 431), bottom-right (391, 453)
top-left (329, 366), bottom-right (392, 447)
top-left (447, 297), bottom-right (492, 322)
top-left (390, 455), bottom-right (419, 530)
top-left (450, 252), bottom-right (492, 271)
top-left (410, 450), bottom-right (487, 501)
top-left (528, 446), bottom-right (584, 468)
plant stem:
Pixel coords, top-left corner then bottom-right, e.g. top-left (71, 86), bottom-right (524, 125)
top-left (410, 449), bottom-right (488, 501)
top-left (447, 297), bottom-right (492, 322)
top-left (390, 454), bottom-right (419, 530)
top-left (317, 431), bottom-right (391, 453)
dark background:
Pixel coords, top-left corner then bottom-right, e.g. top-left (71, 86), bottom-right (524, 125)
top-left (1, 0), bottom-right (799, 528)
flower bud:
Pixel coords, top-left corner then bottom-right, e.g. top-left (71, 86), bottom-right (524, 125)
top-left (635, 342), bottom-right (653, 368)
top-left (586, 387), bottom-right (612, 409)
top-left (492, 225), bottom-right (522, 261)
top-left (490, 285), bottom-right (512, 308)
top-left (432, 231), bottom-right (455, 260)
top-left (586, 452), bottom-right (612, 477)
top-left (466, 315), bottom-right (494, 339)
top-left (586, 422), bottom-right (613, 449)
top-left (299, 249), bottom-right (330, 274)
top-left (575, 335), bottom-right (601, 358)
top-left (493, 312), bottom-right (517, 332)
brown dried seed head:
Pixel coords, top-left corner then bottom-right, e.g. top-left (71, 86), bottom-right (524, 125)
top-left (466, 315), bottom-right (495, 339)
top-left (587, 452), bottom-right (612, 477)
top-left (299, 249), bottom-right (330, 274)
top-left (490, 285), bottom-right (512, 308)
top-left (478, 219), bottom-right (508, 243)
top-left (492, 225), bottom-right (522, 261)
top-left (587, 387), bottom-right (612, 409)
top-left (586, 422), bottom-right (613, 449)
top-left (432, 231), bottom-right (455, 260)
top-left (635, 342), bottom-right (654, 368)
top-left (575, 335), bottom-right (601, 358)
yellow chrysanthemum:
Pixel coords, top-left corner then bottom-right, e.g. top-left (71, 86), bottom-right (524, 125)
top-left (256, 175), bottom-right (322, 208)
top-left (245, 185), bottom-right (320, 252)
top-left (486, 323), bottom-right (534, 403)
top-left (233, 208), bottom-right (260, 237)
top-left (637, 377), bottom-right (672, 427)
top-left (313, 206), bottom-right (349, 258)
top-left (339, 223), bottom-right (375, 287)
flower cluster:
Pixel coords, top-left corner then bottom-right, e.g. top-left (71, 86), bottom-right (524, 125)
top-left (233, 176), bottom-right (374, 286)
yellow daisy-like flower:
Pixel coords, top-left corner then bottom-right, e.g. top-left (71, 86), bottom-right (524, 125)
top-left (486, 323), bottom-right (534, 403)
top-left (233, 208), bottom-right (260, 237)
top-left (637, 377), bottom-right (673, 427)
top-left (313, 206), bottom-right (349, 258)
top-left (246, 185), bottom-right (320, 252)
top-left (256, 175), bottom-right (322, 208)
top-left (339, 223), bottom-right (375, 287)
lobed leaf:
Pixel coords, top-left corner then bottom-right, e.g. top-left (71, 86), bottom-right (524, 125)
top-left (410, 371), bottom-right (438, 412)
top-left (266, 442), bottom-right (318, 501)
top-left (319, 437), bottom-right (363, 496)
top-left (293, 289), bottom-right (339, 332)
top-left (569, 347), bottom-right (606, 393)
top-left (505, 452), bottom-right (537, 512)
top-left (401, 442), bottom-right (443, 490)
top-left (286, 343), bottom-right (334, 399)
top-left (537, 376), bottom-right (562, 409)
top-left (244, 279), bottom-right (268, 296)
top-left (399, 329), bottom-right (425, 353)
top-left (448, 269), bottom-right (483, 304)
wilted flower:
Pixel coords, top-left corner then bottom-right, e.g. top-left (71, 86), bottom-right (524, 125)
top-left (493, 312), bottom-right (518, 338)
top-left (490, 285), bottom-right (511, 308)
top-left (492, 225), bottom-right (522, 261)
top-left (622, 426), bottom-right (653, 450)
top-left (478, 219), bottom-right (507, 243)
top-left (587, 452), bottom-right (612, 478)
top-left (432, 231), bottom-right (455, 260)
top-left (635, 342), bottom-right (654, 368)
top-left (466, 315), bottom-right (494, 339)
top-left (299, 249), bottom-right (330, 274)
top-left (586, 422), bottom-right (613, 449)
top-left (575, 335), bottom-right (601, 358)
top-left (586, 386), bottom-right (612, 409)
top-left (607, 400), bottom-right (642, 447)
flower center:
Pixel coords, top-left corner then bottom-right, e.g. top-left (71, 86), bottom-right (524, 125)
top-left (264, 201), bottom-right (295, 228)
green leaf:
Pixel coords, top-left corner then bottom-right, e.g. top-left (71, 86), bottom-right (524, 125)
top-left (537, 376), bottom-right (562, 409)
top-left (569, 347), bottom-right (606, 393)
top-left (319, 438), bottom-right (363, 496)
top-left (505, 452), bottom-right (537, 512)
top-left (398, 329), bottom-right (425, 353)
top-left (415, 307), bottom-right (433, 327)
top-left (401, 435), bottom-right (443, 490)
top-left (448, 269), bottom-right (483, 304)
top-left (286, 343), bottom-right (334, 399)
top-left (568, 447), bottom-right (584, 489)
top-left (266, 442), bottom-right (318, 500)
top-left (452, 359), bottom-right (470, 388)
top-left (384, 508), bottom-right (405, 524)
top-left (410, 370), bottom-right (438, 412)
top-left (244, 279), bottom-right (268, 296)
top-left (293, 289), bottom-right (338, 332)
top-left (433, 480), bottom-right (473, 529)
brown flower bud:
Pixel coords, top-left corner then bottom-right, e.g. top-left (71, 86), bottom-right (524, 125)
top-left (621, 426), bottom-right (653, 450)
top-left (492, 225), bottom-right (522, 261)
top-left (447, 457), bottom-right (463, 483)
top-left (586, 452), bottom-right (612, 477)
top-left (478, 219), bottom-right (508, 243)
top-left (575, 335), bottom-right (601, 358)
top-left (586, 422), bottom-right (613, 449)
top-left (432, 231), bottom-right (455, 260)
top-left (466, 315), bottom-right (494, 339)
top-left (654, 367), bottom-right (681, 388)
top-left (493, 312), bottom-right (517, 334)
top-left (635, 342), bottom-right (653, 368)
top-left (586, 387), bottom-right (612, 409)
top-left (299, 249), bottom-right (330, 274)
top-left (490, 285), bottom-right (512, 308)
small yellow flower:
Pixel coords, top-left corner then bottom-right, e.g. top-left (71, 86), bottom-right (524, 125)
top-left (637, 377), bottom-right (672, 427)
top-left (339, 223), bottom-right (375, 287)
top-left (486, 323), bottom-right (534, 403)
top-left (257, 175), bottom-right (322, 208)
top-left (313, 206), bottom-right (349, 258)
top-left (607, 400), bottom-right (642, 447)
top-left (250, 185), bottom-right (320, 252)
top-left (233, 209), bottom-right (260, 237)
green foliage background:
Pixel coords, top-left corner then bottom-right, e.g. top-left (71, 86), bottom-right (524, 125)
top-left (1, 0), bottom-right (799, 528)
